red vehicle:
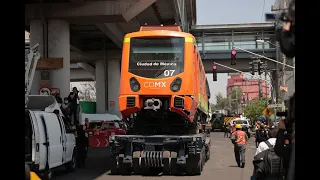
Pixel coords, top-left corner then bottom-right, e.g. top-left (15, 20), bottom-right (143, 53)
top-left (86, 121), bottom-right (126, 148)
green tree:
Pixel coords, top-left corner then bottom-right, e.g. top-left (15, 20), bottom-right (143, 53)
top-left (229, 87), bottom-right (243, 113)
top-left (243, 99), bottom-right (266, 120)
top-left (231, 87), bottom-right (242, 104)
top-left (215, 93), bottom-right (229, 110)
top-left (210, 103), bottom-right (216, 112)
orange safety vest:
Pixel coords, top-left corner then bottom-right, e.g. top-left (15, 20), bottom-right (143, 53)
top-left (232, 130), bottom-right (247, 145)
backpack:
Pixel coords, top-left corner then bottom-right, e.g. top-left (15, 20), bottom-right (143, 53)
top-left (253, 141), bottom-right (283, 180)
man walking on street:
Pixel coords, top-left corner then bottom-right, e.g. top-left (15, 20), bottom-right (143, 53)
top-left (223, 122), bottom-right (229, 138)
top-left (231, 124), bottom-right (248, 168)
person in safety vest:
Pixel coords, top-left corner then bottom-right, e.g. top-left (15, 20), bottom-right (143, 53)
top-left (230, 124), bottom-right (248, 168)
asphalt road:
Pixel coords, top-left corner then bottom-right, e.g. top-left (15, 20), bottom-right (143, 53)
top-left (53, 132), bottom-right (256, 180)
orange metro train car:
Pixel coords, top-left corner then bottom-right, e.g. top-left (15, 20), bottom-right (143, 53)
top-left (118, 26), bottom-right (211, 135)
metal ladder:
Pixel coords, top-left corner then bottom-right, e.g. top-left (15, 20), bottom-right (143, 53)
top-left (25, 43), bottom-right (41, 107)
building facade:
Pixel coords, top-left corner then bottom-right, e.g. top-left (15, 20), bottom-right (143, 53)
top-left (227, 74), bottom-right (270, 104)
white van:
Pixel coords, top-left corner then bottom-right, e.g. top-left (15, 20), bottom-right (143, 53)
top-left (25, 95), bottom-right (77, 179)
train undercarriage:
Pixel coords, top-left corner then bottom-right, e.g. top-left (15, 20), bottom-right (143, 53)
top-left (109, 133), bottom-right (211, 175)
top-left (110, 96), bottom-right (211, 175)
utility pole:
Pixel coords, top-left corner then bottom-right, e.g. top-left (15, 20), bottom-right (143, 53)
top-left (281, 0), bottom-right (287, 111)
top-left (258, 78), bottom-right (262, 100)
top-left (265, 68), bottom-right (268, 105)
top-left (236, 87), bottom-right (238, 114)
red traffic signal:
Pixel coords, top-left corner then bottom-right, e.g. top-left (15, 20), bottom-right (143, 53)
top-left (212, 65), bottom-right (217, 81)
top-left (231, 50), bottom-right (236, 65)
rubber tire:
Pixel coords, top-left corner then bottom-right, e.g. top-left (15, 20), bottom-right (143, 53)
top-left (25, 164), bottom-right (31, 180)
top-left (118, 154), bottom-right (131, 175)
top-left (132, 151), bottom-right (141, 175)
top-left (186, 155), bottom-right (195, 175)
top-left (110, 155), bottom-right (118, 175)
top-left (140, 151), bottom-right (149, 175)
top-left (66, 150), bottom-right (77, 172)
top-left (193, 153), bottom-right (202, 175)
top-left (170, 152), bottom-right (178, 175)
top-left (162, 151), bottom-right (171, 175)
top-left (41, 166), bottom-right (52, 180)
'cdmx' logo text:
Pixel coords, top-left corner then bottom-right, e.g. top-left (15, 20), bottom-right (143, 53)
top-left (143, 82), bottom-right (166, 88)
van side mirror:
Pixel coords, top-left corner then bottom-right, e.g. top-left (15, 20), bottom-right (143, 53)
top-left (53, 109), bottom-right (59, 115)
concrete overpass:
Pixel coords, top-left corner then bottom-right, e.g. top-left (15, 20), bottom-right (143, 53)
top-left (190, 22), bottom-right (280, 73)
top-left (25, 0), bottom-right (197, 116)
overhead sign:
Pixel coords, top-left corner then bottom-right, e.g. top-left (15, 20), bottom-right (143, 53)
top-left (39, 87), bottom-right (51, 95)
top-left (262, 107), bottom-right (274, 118)
top-left (36, 58), bottom-right (63, 70)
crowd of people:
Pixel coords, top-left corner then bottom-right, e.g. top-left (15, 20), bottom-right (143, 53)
top-left (53, 87), bottom-right (89, 168)
top-left (53, 87), bottom-right (80, 127)
top-left (228, 118), bottom-right (293, 180)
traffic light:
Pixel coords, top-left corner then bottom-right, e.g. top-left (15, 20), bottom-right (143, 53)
top-left (257, 61), bottom-right (262, 75)
top-left (249, 62), bottom-right (255, 75)
top-left (212, 65), bottom-right (217, 81)
top-left (231, 50), bottom-right (236, 65)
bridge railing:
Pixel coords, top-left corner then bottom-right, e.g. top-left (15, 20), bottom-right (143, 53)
top-left (197, 41), bottom-right (276, 51)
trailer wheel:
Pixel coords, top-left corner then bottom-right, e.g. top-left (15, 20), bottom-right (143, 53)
top-left (110, 155), bottom-right (118, 175)
top-left (162, 151), bottom-right (170, 175)
top-left (206, 147), bottom-right (211, 161)
top-left (140, 151), bottom-right (149, 175)
top-left (201, 149), bottom-right (206, 168)
top-left (186, 154), bottom-right (194, 175)
top-left (193, 153), bottom-right (203, 175)
top-left (170, 152), bottom-right (178, 175)
top-left (118, 154), bottom-right (131, 175)
top-left (132, 151), bottom-right (141, 175)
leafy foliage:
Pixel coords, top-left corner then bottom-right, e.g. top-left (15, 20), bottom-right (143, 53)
top-left (215, 93), bottom-right (229, 110)
top-left (79, 81), bottom-right (96, 102)
top-left (243, 99), bottom-right (266, 120)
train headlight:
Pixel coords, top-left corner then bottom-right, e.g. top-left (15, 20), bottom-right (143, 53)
top-left (170, 77), bottom-right (182, 92)
top-left (129, 77), bottom-right (140, 92)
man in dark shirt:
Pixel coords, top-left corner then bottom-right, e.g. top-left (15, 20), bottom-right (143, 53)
top-left (68, 87), bottom-right (80, 126)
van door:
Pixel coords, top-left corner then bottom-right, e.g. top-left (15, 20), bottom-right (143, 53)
top-left (33, 112), bottom-right (48, 171)
top-left (58, 116), bottom-right (67, 164)
top-left (28, 111), bottom-right (40, 165)
top-left (42, 113), bottom-right (64, 168)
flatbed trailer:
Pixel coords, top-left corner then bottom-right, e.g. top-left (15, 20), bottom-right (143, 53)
top-left (109, 133), bottom-right (211, 175)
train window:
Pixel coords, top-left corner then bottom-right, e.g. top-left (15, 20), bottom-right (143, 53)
top-left (128, 38), bottom-right (184, 78)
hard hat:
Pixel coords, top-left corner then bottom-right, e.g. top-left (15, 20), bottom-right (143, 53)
top-left (235, 124), bottom-right (242, 129)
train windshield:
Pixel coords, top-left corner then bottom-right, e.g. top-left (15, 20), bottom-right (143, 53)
top-left (128, 37), bottom-right (184, 78)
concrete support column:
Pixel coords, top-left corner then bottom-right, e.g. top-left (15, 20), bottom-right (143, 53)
top-left (48, 19), bottom-right (70, 98)
top-left (96, 60), bottom-right (106, 113)
top-left (29, 19), bottom-right (43, 95)
top-left (107, 59), bottom-right (121, 118)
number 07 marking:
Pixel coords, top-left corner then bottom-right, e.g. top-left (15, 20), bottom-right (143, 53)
top-left (164, 70), bottom-right (175, 76)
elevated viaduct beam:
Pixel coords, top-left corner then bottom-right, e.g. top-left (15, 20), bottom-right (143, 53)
top-left (26, 0), bottom-right (156, 24)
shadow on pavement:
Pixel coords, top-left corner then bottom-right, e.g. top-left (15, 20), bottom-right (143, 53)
top-left (53, 147), bottom-right (112, 180)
